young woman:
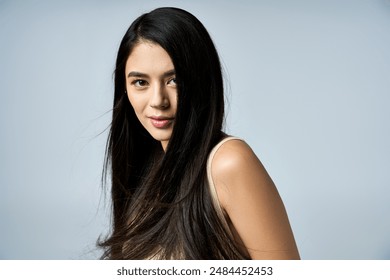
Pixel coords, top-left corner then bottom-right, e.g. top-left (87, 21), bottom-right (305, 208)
top-left (99, 7), bottom-right (300, 260)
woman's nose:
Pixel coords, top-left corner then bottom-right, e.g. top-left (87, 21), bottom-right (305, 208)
top-left (150, 84), bottom-right (169, 109)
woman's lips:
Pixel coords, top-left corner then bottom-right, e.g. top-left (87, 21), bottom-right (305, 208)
top-left (150, 117), bottom-right (174, 128)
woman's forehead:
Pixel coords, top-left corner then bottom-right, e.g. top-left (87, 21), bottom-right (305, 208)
top-left (125, 42), bottom-right (174, 77)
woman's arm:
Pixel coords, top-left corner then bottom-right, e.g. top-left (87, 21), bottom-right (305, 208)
top-left (211, 139), bottom-right (300, 259)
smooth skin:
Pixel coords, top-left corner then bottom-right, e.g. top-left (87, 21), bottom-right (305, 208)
top-left (125, 41), bottom-right (300, 259)
top-left (125, 41), bottom-right (177, 151)
top-left (211, 140), bottom-right (300, 259)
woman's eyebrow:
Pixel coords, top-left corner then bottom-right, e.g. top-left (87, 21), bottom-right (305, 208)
top-left (162, 69), bottom-right (176, 77)
top-left (127, 71), bottom-right (148, 78)
top-left (127, 70), bottom-right (175, 78)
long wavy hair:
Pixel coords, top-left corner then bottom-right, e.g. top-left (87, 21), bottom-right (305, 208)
top-left (99, 7), bottom-right (248, 259)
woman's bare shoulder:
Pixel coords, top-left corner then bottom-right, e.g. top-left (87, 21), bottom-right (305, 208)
top-left (210, 138), bottom-right (267, 190)
top-left (211, 138), bottom-right (300, 259)
top-left (211, 138), bottom-right (270, 206)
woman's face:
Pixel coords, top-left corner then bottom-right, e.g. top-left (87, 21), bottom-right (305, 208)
top-left (125, 41), bottom-right (177, 151)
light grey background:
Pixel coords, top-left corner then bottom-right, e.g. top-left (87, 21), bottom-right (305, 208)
top-left (1, 0), bottom-right (389, 259)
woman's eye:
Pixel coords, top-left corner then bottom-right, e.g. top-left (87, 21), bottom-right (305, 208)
top-left (132, 79), bottom-right (148, 88)
top-left (168, 78), bottom-right (177, 86)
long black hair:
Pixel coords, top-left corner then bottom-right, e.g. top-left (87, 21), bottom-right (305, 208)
top-left (99, 7), bottom-right (248, 259)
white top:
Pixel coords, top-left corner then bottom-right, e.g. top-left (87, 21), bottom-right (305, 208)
top-left (206, 136), bottom-right (242, 240)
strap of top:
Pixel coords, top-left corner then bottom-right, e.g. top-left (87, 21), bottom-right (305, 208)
top-left (206, 136), bottom-right (242, 239)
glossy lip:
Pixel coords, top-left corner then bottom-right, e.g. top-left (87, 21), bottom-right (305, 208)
top-left (149, 116), bottom-right (174, 129)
